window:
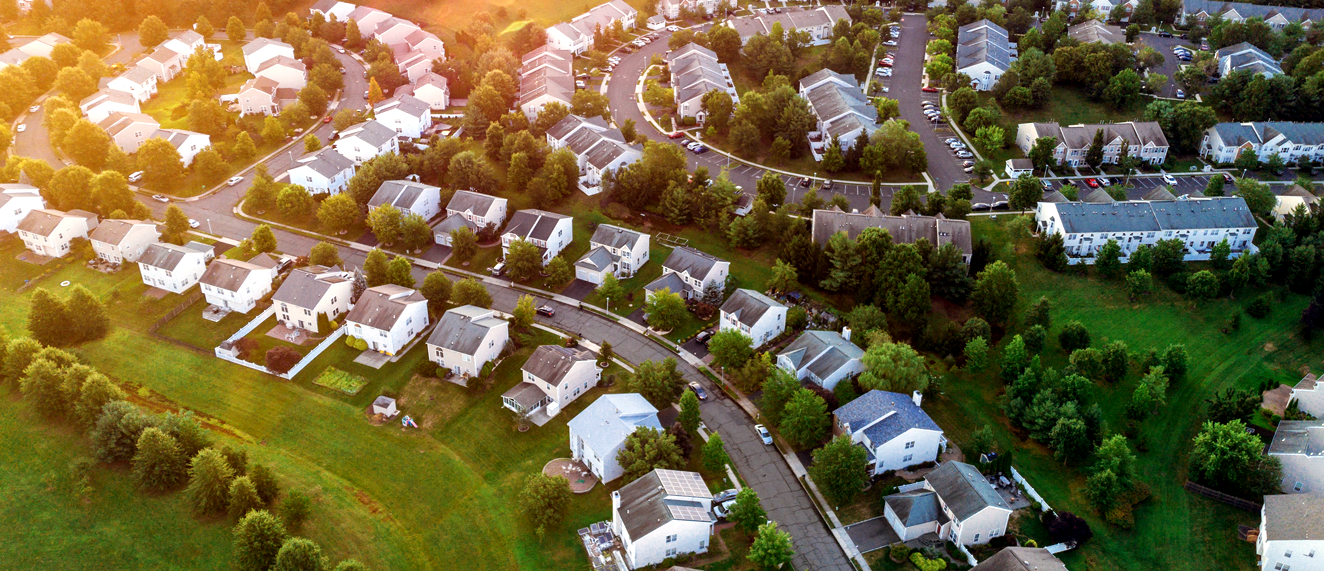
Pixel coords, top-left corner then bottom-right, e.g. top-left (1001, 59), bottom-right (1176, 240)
top-left (1286, 551), bottom-right (1293, 558)
top-left (665, 548), bottom-right (678, 558)
top-left (973, 533), bottom-right (980, 543)
top-left (1294, 482), bottom-right (1304, 492)
top-left (666, 535), bottom-right (677, 543)
top-left (1307, 550), bottom-right (1315, 558)
top-left (903, 454), bottom-right (913, 462)
top-left (904, 441), bottom-right (915, 449)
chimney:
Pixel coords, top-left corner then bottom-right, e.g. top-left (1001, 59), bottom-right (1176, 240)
top-left (912, 391), bottom-right (923, 408)
top-left (841, 326), bottom-right (851, 341)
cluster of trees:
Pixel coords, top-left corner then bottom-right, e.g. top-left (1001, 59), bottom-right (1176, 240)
top-left (1194, 19), bottom-right (1324, 121)
top-left (948, 87), bottom-right (1016, 155)
top-left (362, 247), bottom-right (422, 290)
top-left (719, 73), bottom-right (816, 163)
top-left (365, 204), bottom-right (432, 252)
top-left (26, 285), bottom-right (111, 347)
top-left (819, 15), bottom-right (886, 78)
top-left (0, 158), bottom-right (153, 221)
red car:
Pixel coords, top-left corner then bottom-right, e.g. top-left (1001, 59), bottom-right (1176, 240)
top-left (921, 86), bottom-right (939, 93)
top-left (1085, 178), bottom-right (1099, 188)
top-left (322, 116), bottom-right (333, 123)
top-left (1222, 172), bottom-right (1235, 183)
top-left (880, 61), bottom-right (893, 67)
top-left (668, 131), bottom-right (685, 139)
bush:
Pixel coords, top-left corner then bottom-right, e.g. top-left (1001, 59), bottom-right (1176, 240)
top-left (282, 489), bottom-right (312, 532)
top-left (1247, 295), bottom-right (1271, 318)
top-left (234, 337), bottom-right (260, 359)
top-left (265, 346), bottom-right (302, 374)
top-left (889, 543), bottom-right (911, 562)
top-left (911, 552), bottom-right (948, 571)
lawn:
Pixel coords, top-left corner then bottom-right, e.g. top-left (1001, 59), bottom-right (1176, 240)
top-left (313, 366), bottom-right (370, 395)
top-left (155, 297), bottom-right (249, 350)
top-left (982, 86), bottom-right (1151, 127)
top-left (444, 243), bottom-right (503, 274)
top-left (235, 315), bottom-right (315, 368)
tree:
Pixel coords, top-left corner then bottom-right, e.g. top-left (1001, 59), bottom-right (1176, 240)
top-left (779, 388), bottom-right (828, 449)
top-left (1126, 269), bottom-right (1154, 299)
top-left (1235, 177), bottom-right (1275, 215)
top-left (965, 337), bottom-right (989, 372)
top-left (61, 118), bottom-right (111, 169)
top-left (449, 227), bottom-right (477, 264)
top-left (1009, 175), bottom-right (1044, 211)
top-left (131, 426), bottom-right (186, 491)
top-left (708, 330), bottom-right (753, 371)
top-left (26, 288), bottom-right (69, 346)
top-left (317, 194), bottom-right (360, 235)
top-left (249, 463), bottom-right (280, 506)
top-left (19, 356), bottom-right (71, 418)
top-left (384, 256), bottom-right (414, 288)
top-left (136, 138), bottom-right (184, 191)
top-left (233, 510), bottom-right (290, 571)
top-left (1189, 420), bottom-right (1282, 495)
top-left (272, 538), bottom-right (327, 571)
top-left (518, 472), bottom-right (572, 531)
top-left (250, 224), bottom-right (277, 254)
top-left (895, 273), bottom-right (931, 324)
top-left (701, 431), bottom-right (730, 473)
top-left (309, 242), bottom-right (341, 268)
top-left (226, 16), bottom-right (246, 43)
top-left (186, 448), bottom-right (236, 516)
top-left (1206, 388), bottom-right (1259, 424)
top-left (811, 435), bottom-right (869, 506)
top-left (367, 204), bottom-right (403, 245)
top-left (261, 116), bottom-right (287, 144)
top-left (505, 238), bottom-right (543, 282)
top-left (1186, 270), bottom-right (1220, 300)
top-left (728, 488), bottom-right (766, 533)
top-left (626, 358), bottom-right (685, 409)
top-left (1096, 239), bottom-right (1123, 278)
top-left (767, 259), bottom-right (798, 294)
top-left (451, 278), bottom-right (491, 308)
top-left (971, 261), bottom-right (1019, 326)
top-left (74, 372), bottom-right (124, 429)
top-left (1085, 468), bottom-right (1120, 512)
top-left (1104, 69), bottom-right (1142, 109)
top-left (139, 15), bottom-right (168, 47)
top-left (748, 522), bottom-right (795, 570)
top-left (233, 131), bottom-right (257, 162)
top-left (362, 248), bottom-right (389, 287)
top-left (420, 271), bottom-right (452, 311)
top-left (229, 476), bottom-right (264, 520)
top-left (644, 289), bottom-right (686, 332)
top-left (616, 427), bottom-right (683, 481)
top-left (679, 390), bottom-right (701, 435)
top-left (858, 342), bottom-right (930, 395)
top-left (298, 83), bottom-right (329, 117)
top-left (54, 66), bottom-right (95, 100)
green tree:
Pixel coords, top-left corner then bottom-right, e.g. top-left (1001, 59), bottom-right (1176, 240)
top-left (309, 242), bottom-right (341, 268)
top-left (272, 538), bottom-right (327, 571)
top-left (505, 238), bottom-right (543, 282)
top-left (138, 15), bottom-right (168, 47)
top-left (249, 463), bottom-right (280, 506)
top-left (595, 272), bottom-right (625, 305)
top-left (1058, 321), bottom-right (1091, 352)
top-left (1009, 175), bottom-right (1044, 211)
top-left (282, 490), bottom-right (312, 532)
top-left (186, 448), bottom-right (236, 516)
top-left (767, 259), bottom-right (798, 293)
top-left (1186, 270), bottom-right (1220, 300)
top-left (233, 510), bottom-right (289, 571)
top-left (1102, 340), bottom-right (1129, 383)
top-left (449, 227), bottom-right (477, 264)
top-left (616, 426), bottom-right (683, 481)
top-left (233, 132), bottom-right (257, 162)
top-left (858, 341), bottom-right (930, 394)
top-left (895, 273), bottom-right (932, 323)
top-left (316, 194), bottom-right (360, 235)
top-left (1236, 177), bottom-right (1275, 215)
top-left (1096, 239), bottom-right (1123, 278)
top-left (965, 337), bottom-right (988, 372)
top-left (250, 224), bottom-right (277, 254)
top-left (26, 288), bottom-right (69, 346)
top-left (226, 16), bottom-right (246, 43)
top-left (367, 204), bottom-right (403, 245)
top-left (420, 271), bottom-right (452, 311)
top-left (748, 522), bottom-right (795, 570)
top-left (451, 278), bottom-right (491, 308)
top-left (625, 358), bottom-right (685, 409)
top-left (136, 137), bottom-right (184, 191)
top-left (708, 329), bottom-right (753, 371)
top-left (678, 390), bottom-right (701, 435)
top-left (644, 289), bottom-right (686, 332)
top-left (131, 427), bottom-right (186, 492)
top-left (701, 431), bottom-right (730, 473)
top-left (727, 487), bottom-right (766, 532)
top-left (386, 256), bottom-right (414, 288)
top-left (971, 261), bottom-right (1019, 326)
top-left (74, 372), bottom-right (124, 429)
top-left (545, 256), bottom-right (573, 286)
top-left (779, 388), bottom-right (828, 449)
top-left (1189, 420), bottom-right (1282, 495)
top-left (228, 476), bottom-right (264, 520)
top-left (362, 248), bottom-right (389, 287)
top-left (1000, 335), bottom-right (1030, 383)
top-left (811, 435), bottom-right (869, 506)
top-left (518, 472), bottom-right (572, 531)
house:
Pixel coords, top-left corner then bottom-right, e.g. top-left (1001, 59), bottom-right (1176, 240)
top-left (89, 219), bottom-right (160, 264)
top-left (396, 72), bottom-right (450, 110)
top-left (1269, 421), bottom-right (1324, 494)
top-left (1256, 494), bottom-right (1324, 571)
top-left (17, 209), bottom-right (98, 258)
top-left (1005, 158), bottom-right (1033, 178)
top-left (333, 120), bottom-right (400, 164)
top-left (611, 469), bottom-right (714, 569)
top-left (426, 305), bottom-right (509, 378)
top-left (345, 5), bottom-right (395, 36)
top-left (372, 395), bottom-right (399, 417)
top-left (445, 190), bottom-right (507, 232)
top-left (575, 224), bottom-right (650, 284)
top-left (345, 284), bottom-right (429, 355)
top-left (957, 20), bottom-right (1011, 91)
top-left (138, 44), bottom-right (186, 82)
top-left (719, 289), bottom-right (787, 347)
top-left (725, 5), bottom-right (851, 45)
top-left (98, 111), bottom-right (160, 154)
top-left (163, 30), bottom-right (205, 57)
top-left (242, 38), bottom-right (295, 74)
top-left (394, 48), bottom-right (435, 83)
top-left (80, 89), bottom-right (141, 123)
top-left (567, 393), bottom-right (662, 483)
top-left (1180, 0), bottom-right (1324, 29)
top-left (100, 65), bottom-right (159, 103)
top-left (373, 94), bottom-right (432, 139)
top-left (518, 47), bottom-right (575, 119)
top-left (971, 547), bottom-right (1069, 571)
top-left (657, 0), bottom-right (718, 19)
top-left (1290, 373), bottom-right (1324, 418)
top-left (137, 241), bottom-right (213, 294)
top-left (16, 32), bottom-right (71, 58)
top-left (834, 390), bottom-right (946, 475)
top-left (1057, 0), bottom-right (1121, 18)
top-left (501, 345), bottom-right (600, 418)
top-left (1274, 185), bottom-right (1319, 222)
top-left (199, 254), bottom-right (278, 313)
top-left (1016, 121), bottom-right (1169, 166)
top-left (644, 246), bottom-right (729, 300)
top-left (371, 17), bottom-right (422, 46)
top-left (238, 76), bottom-right (299, 117)
top-left (0, 184), bottom-right (44, 234)
top-left (310, 0), bottom-right (358, 22)
top-left (811, 207), bottom-right (974, 263)
top-left (546, 0), bottom-right (638, 55)
top-left (883, 461), bottom-right (1013, 545)
top-left (388, 27), bottom-right (446, 63)
top-left (502, 209), bottom-right (573, 264)
top-left (777, 329), bottom-right (864, 390)
top-left (271, 265), bottom-right (354, 333)
top-left (647, 15), bottom-right (666, 30)
top-left (154, 129), bottom-right (211, 167)
top-left (254, 56), bottom-right (307, 90)
top-left (369, 180), bottom-right (442, 220)
top-left (1034, 197), bottom-right (1259, 264)
top-left (1200, 122), bottom-right (1324, 165)
top-left (666, 43), bottom-right (739, 123)
top-left (285, 147), bottom-right (356, 195)
top-left (1216, 42), bottom-right (1283, 78)
top-left (545, 114), bottom-right (643, 194)
top-left (1066, 19), bottom-right (1125, 45)
top-left (799, 69), bottom-right (877, 159)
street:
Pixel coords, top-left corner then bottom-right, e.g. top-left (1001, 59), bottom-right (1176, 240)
top-left (1135, 32), bottom-right (1197, 99)
top-left (890, 14), bottom-right (968, 192)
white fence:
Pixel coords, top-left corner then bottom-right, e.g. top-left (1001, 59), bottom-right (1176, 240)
top-left (284, 327), bottom-right (345, 379)
top-left (898, 481), bottom-right (928, 493)
top-left (1011, 467), bottom-right (1051, 512)
top-left (221, 306), bottom-right (277, 344)
top-left (212, 306), bottom-right (345, 380)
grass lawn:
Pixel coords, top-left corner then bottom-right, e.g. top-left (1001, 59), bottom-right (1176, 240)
top-left (982, 86), bottom-right (1152, 127)
top-left (155, 297), bottom-right (249, 350)
top-left (445, 244), bottom-right (503, 274)
top-left (241, 200), bottom-right (369, 242)
top-left (236, 315), bottom-right (314, 368)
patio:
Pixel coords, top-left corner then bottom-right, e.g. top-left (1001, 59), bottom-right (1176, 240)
top-left (578, 522), bottom-right (626, 571)
top-left (353, 350), bottom-right (391, 369)
top-left (202, 305), bottom-right (233, 322)
top-left (543, 458), bottom-right (599, 493)
top-left (15, 250), bottom-right (55, 265)
top-left (986, 473), bottom-right (1033, 511)
top-left (266, 323), bottom-right (311, 345)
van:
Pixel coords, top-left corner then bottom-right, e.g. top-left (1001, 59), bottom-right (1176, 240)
top-left (490, 262), bottom-right (506, 276)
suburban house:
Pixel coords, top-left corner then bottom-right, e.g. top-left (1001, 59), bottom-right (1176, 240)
top-left (163, 30), bottom-right (206, 57)
top-left (575, 224), bottom-right (650, 285)
top-left (1015, 121), bottom-right (1170, 166)
top-left (89, 219), bottom-right (160, 264)
top-left (396, 72), bottom-right (450, 110)
top-left (799, 69), bottom-right (878, 159)
top-left (834, 390), bottom-right (946, 475)
top-left (883, 461), bottom-right (1013, 545)
top-left (545, 0), bottom-right (638, 55)
top-left (518, 47), bottom-right (575, 119)
top-left (567, 393), bottom-right (662, 483)
top-left (80, 89), bottom-right (140, 123)
top-left (1269, 420), bottom-right (1324, 494)
top-left (1200, 122), bottom-right (1324, 165)
top-left (1216, 42), bottom-right (1283, 78)
top-left (154, 129), bottom-right (211, 167)
top-left (17, 209), bottom-right (98, 258)
top-left (394, 48), bottom-right (434, 83)
top-left (373, 94), bottom-right (432, 139)
top-left (666, 43), bottom-right (739, 124)
top-left (501, 345), bottom-right (600, 419)
top-left (545, 114), bottom-right (643, 194)
top-left (242, 38), bottom-right (295, 73)
top-left (0, 184), bottom-right (44, 234)
top-left (1290, 373), bottom-right (1324, 418)
top-left (310, 0), bottom-right (357, 21)
top-left (285, 147), bottom-right (356, 195)
top-left (1274, 185), bottom-right (1319, 222)
top-left (98, 111), bottom-right (160, 154)
top-left (957, 20), bottom-right (1012, 91)
top-left (777, 329), bottom-right (865, 390)
top-left (1005, 158), bottom-right (1033, 178)
top-left (137, 241), bottom-right (213, 294)
top-left (253, 56), bottom-right (307, 90)
top-left (271, 265), bottom-right (355, 334)
top-left (657, 0), bottom-right (718, 19)
top-left (445, 190), bottom-right (507, 232)
top-left (333, 120), bottom-right (400, 164)
top-left (726, 5), bottom-right (852, 45)
top-left (1180, 0), bottom-right (1324, 29)
top-left (1256, 495), bottom-right (1324, 571)
top-left (1033, 197), bottom-right (1259, 264)
top-left (199, 255), bottom-right (278, 313)
top-left (369, 180), bottom-right (442, 220)
top-left (611, 469), bottom-right (714, 568)
top-left (137, 44), bottom-right (186, 82)
top-left (719, 289), bottom-right (787, 347)
top-left (345, 5), bottom-right (395, 36)
top-left (100, 65), bottom-right (159, 103)
top-left (237, 76), bottom-right (299, 117)
top-left (1066, 19), bottom-right (1125, 44)
top-left (811, 207), bottom-right (974, 263)
top-left (345, 284), bottom-right (429, 355)
top-left (426, 305), bottom-right (509, 378)
top-left (502, 209), bottom-right (573, 264)
top-left (644, 246), bottom-right (729, 300)
top-left (971, 548), bottom-right (1069, 571)
top-left (0, 33), bottom-right (70, 68)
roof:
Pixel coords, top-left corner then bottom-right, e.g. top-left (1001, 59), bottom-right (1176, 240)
top-left (522, 345), bottom-right (594, 384)
top-left (80, 89), bottom-right (137, 110)
top-left (373, 395), bottom-right (395, 408)
top-left (17, 209), bottom-right (93, 237)
top-left (957, 19), bottom-right (1011, 72)
top-left (293, 147), bottom-right (355, 178)
top-left (1081, 188), bottom-right (1116, 203)
top-left (156, 129), bottom-right (209, 152)
top-left (1024, 121), bottom-right (1169, 150)
top-left (0, 184), bottom-right (39, 209)
top-left (1041, 190), bottom-right (1071, 203)
top-left (89, 219), bottom-right (154, 245)
top-left (1142, 186), bottom-right (1177, 201)
top-left (590, 224), bottom-right (646, 250)
top-left (661, 246), bottom-right (725, 280)
top-left (548, 114), bottom-right (609, 140)
top-left (1268, 420), bottom-right (1324, 456)
top-left (502, 381), bottom-right (547, 410)
top-left (778, 330), bottom-right (863, 380)
top-left (1209, 122), bottom-right (1324, 148)
top-left (426, 305), bottom-right (507, 355)
top-left (616, 469), bottom-right (711, 541)
top-left (117, 65), bottom-right (157, 85)
top-left (369, 180), bottom-right (438, 211)
top-left (925, 461), bottom-right (1010, 520)
top-left (504, 209), bottom-right (570, 241)
top-left (374, 93), bottom-right (430, 118)
top-left (971, 547), bottom-right (1068, 571)
top-left (272, 266), bottom-right (349, 308)
top-left (1217, 42), bottom-right (1282, 75)
top-left (1261, 494), bottom-right (1324, 542)
top-left (242, 37), bottom-right (293, 56)
top-left (97, 111), bottom-right (160, 137)
top-left (1067, 20), bottom-right (1124, 44)
top-left (345, 284), bottom-right (426, 330)
top-left (256, 55), bottom-right (306, 75)
top-left (885, 489), bottom-right (949, 528)
top-left (433, 212), bottom-right (476, 235)
top-left (1041, 197), bottom-right (1257, 234)
top-left (835, 390), bottom-right (942, 446)
top-left (199, 257), bottom-right (270, 292)
top-left (338, 120), bottom-right (397, 147)
top-left (567, 393), bottom-right (662, 460)
top-left (643, 271), bottom-right (687, 295)
top-left (138, 242), bottom-right (207, 271)
top-left (811, 209), bottom-right (973, 257)
top-left (412, 72), bottom-right (449, 92)
top-left (726, 5), bottom-right (851, 39)
top-left (576, 246), bottom-right (616, 272)
top-left (518, 47), bottom-right (574, 108)
top-left (719, 289), bottom-right (785, 328)
top-left (447, 190), bottom-right (502, 218)
top-left (1297, 372), bottom-right (1319, 392)
top-left (143, 44), bottom-right (183, 65)
top-left (1182, 0), bottom-right (1324, 25)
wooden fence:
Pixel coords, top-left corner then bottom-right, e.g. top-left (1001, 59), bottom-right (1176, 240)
top-left (1184, 481), bottom-right (1262, 512)
top-left (148, 292), bottom-right (203, 333)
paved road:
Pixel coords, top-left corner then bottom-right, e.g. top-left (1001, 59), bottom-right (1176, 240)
top-left (891, 14), bottom-right (968, 193)
top-left (1135, 33), bottom-right (1196, 99)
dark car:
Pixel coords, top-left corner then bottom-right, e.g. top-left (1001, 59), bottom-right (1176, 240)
top-left (798, 178), bottom-right (811, 188)
top-left (822, 180), bottom-right (833, 190)
top-left (695, 330), bottom-right (714, 346)
top-left (536, 305), bottom-right (555, 317)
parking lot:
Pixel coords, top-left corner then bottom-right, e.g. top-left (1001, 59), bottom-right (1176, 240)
top-left (1136, 32), bottom-right (1200, 99)
top-left (1041, 173), bottom-right (1222, 200)
top-left (888, 14), bottom-right (969, 191)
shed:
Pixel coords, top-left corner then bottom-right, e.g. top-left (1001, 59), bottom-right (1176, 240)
top-left (373, 395), bottom-right (399, 417)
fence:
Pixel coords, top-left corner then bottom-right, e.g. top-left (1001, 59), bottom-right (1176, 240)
top-left (1184, 481), bottom-right (1263, 512)
top-left (1010, 467), bottom-right (1051, 512)
top-left (149, 292), bottom-right (203, 333)
top-left (283, 327), bottom-right (346, 379)
top-left (220, 306), bottom-right (277, 344)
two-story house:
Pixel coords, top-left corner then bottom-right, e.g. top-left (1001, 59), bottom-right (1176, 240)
top-left (238, 76), bottom-right (299, 117)
top-left (811, 207), bottom-right (974, 263)
top-left (310, 0), bottom-right (357, 21)
top-left (1200, 122), bottom-right (1324, 166)
top-left (644, 246), bottom-right (730, 300)
top-left (882, 461), bottom-right (1013, 546)
top-left (518, 46), bottom-right (575, 119)
top-left (718, 289), bottom-right (787, 347)
top-left (567, 393), bottom-right (662, 483)
top-left (242, 38), bottom-right (295, 74)
top-left (956, 19), bottom-right (1011, 91)
top-left (138, 44), bottom-right (185, 82)
top-left (426, 305), bottom-right (509, 378)
top-left (1290, 373), bottom-right (1324, 418)
top-left (1216, 42), bottom-right (1284, 78)
top-left (286, 147), bottom-right (356, 195)
top-left (271, 265), bottom-right (355, 334)
top-left (333, 120), bottom-right (400, 164)
top-left (972, 548), bottom-right (1068, 571)
top-left (799, 69), bottom-right (877, 159)
top-left (777, 328), bottom-right (865, 390)
top-left (369, 180), bottom-right (442, 221)
top-left (1180, 0), bottom-right (1324, 29)
top-left (501, 345), bottom-right (600, 419)
top-left (0, 184), bottom-right (44, 233)
top-left (396, 72), bottom-right (450, 110)
top-left (17, 209), bottom-right (98, 258)
top-left (98, 111), bottom-right (160, 154)
top-left (502, 209), bottom-right (573, 265)
top-left (345, 284), bottom-right (429, 355)
top-left (1269, 421), bottom-right (1324, 495)
top-left (834, 390), bottom-right (947, 475)
top-left (80, 89), bottom-right (141, 124)
top-left (373, 94), bottom-right (433, 139)
top-left (1257, 494), bottom-right (1324, 571)
top-left (154, 129), bottom-right (211, 167)
top-left (1034, 197), bottom-right (1259, 264)
top-left (253, 55), bottom-right (307, 90)
top-left (100, 65), bottom-right (159, 103)
top-left (545, 114), bottom-right (643, 194)
top-left (666, 43), bottom-right (739, 123)
top-left (546, 0), bottom-right (637, 54)
top-left (657, 0), bottom-right (718, 19)
top-left (89, 219), bottom-right (160, 264)
top-left (1016, 121), bottom-right (1170, 166)
top-left (725, 5), bottom-right (851, 45)
top-left (137, 241), bottom-right (214, 294)
top-left (199, 254), bottom-right (278, 314)
top-left (574, 224), bottom-right (650, 285)
top-left (612, 469), bottom-right (713, 568)
top-left (435, 190), bottom-right (507, 245)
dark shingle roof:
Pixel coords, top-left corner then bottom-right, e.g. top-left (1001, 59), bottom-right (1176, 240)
top-left (504, 209), bottom-right (570, 241)
top-left (17, 209), bottom-right (94, 237)
top-left (294, 147), bottom-right (355, 178)
top-left (661, 246), bottom-right (724, 280)
top-left (926, 461), bottom-right (1010, 520)
top-left (1268, 420), bottom-right (1324, 456)
top-left (199, 257), bottom-right (269, 292)
top-left (616, 469), bottom-right (711, 540)
top-left (835, 390), bottom-right (941, 447)
top-left (1044, 197), bottom-right (1256, 234)
top-left (971, 547), bottom-right (1068, 571)
top-left (272, 266), bottom-right (348, 308)
top-left (426, 305), bottom-right (507, 355)
top-left (446, 190), bottom-right (502, 219)
top-left (885, 489), bottom-right (949, 528)
top-left (369, 180), bottom-right (438, 211)
top-left (138, 242), bottom-right (205, 271)
top-left (590, 224), bottom-right (646, 250)
top-left (522, 345), bottom-right (594, 385)
top-left (811, 209), bottom-right (972, 257)
top-left (89, 219), bottom-right (154, 246)
top-left (719, 289), bottom-right (784, 329)
top-left (345, 284), bottom-right (426, 330)
top-left (1262, 494), bottom-right (1324, 542)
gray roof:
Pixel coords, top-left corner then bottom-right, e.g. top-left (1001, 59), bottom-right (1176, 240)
top-left (726, 5), bottom-right (850, 39)
top-left (446, 190), bottom-right (503, 219)
top-left (1217, 42), bottom-right (1282, 75)
top-left (256, 55), bottom-right (305, 75)
top-left (242, 38), bottom-right (293, 56)
top-left (271, 266), bottom-right (349, 308)
top-left (925, 461), bottom-right (1010, 520)
top-left (503, 382), bottom-right (548, 410)
top-left (885, 489), bottom-right (949, 528)
top-left (340, 120), bottom-right (397, 147)
top-left (373, 395), bottom-right (395, 408)
top-left (1142, 186), bottom-right (1178, 201)
top-left (1081, 188), bottom-right (1116, 204)
top-left (199, 257), bottom-right (269, 292)
top-left (1210, 121), bottom-right (1324, 148)
top-left (547, 114), bottom-right (610, 141)
top-left (811, 209), bottom-right (972, 257)
top-left (426, 305), bottom-right (506, 355)
top-left (522, 345), bottom-right (594, 385)
top-left (803, 76), bottom-right (877, 140)
top-left (0, 184), bottom-right (39, 209)
top-left (956, 19), bottom-right (1011, 72)
top-left (1262, 494), bottom-right (1324, 542)
top-left (590, 224), bottom-right (647, 250)
top-left (1066, 20), bottom-right (1124, 44)
top-left (294, 147), bottom-right (355, 178)
top-left (80, 89), bottom-right (138, 110)
top-left (1041, 191), bottom-right (1071, 203)
top-left (433, 212), bottom-right (476, 235)
top-left (504, 209), bottom-right (570, 241)
top-left (374, 93), bottom-right (430, 118)
top-left (835, 390), bottom-right (942, 447)
top-left (369, 180), bottom-right (439, 211)
top-left (345, 284), bottom-right (426, 330)
top-left (971, 548), bottom-right (1068, 571)
top-left (1025, 121), bottom-right (1169, 150)
top-left (1043, 197), bottom-right (1257, 234)
top-left (778, 330), bottom-right (863, 380)
top-left (719, 289), bottom-right (785, 329)
top-left (661, 246), bottom-right (724, 280)
top-left (567, 393), bottom-right (662, 462)
top-left (616, 469), bottom-right (711, 541)
top-left (1268, 420), bottom-right (1324, 456)
top-left (575, 246), bottom-right (616, 272)
top-left (643, 271), bottom-right (687, 296)
top-left (17, 209), bottom-right (94, 237)
top-left (89, 219), bottom-right (154, 245)
top-left (1182, 0), bottom-right (1324, 25)
top-left (138, 242), bottom-right (207, 271)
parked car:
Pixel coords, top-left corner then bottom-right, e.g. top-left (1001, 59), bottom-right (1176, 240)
top-left (972, 202), bottom-right (991, 210)
top-left (129, 171), bottom-right (145, 183)
top-left (755, 424), bottom-right (772, 445)
top-left (188, 219), bottom-right (200, 229)
top-left (883, 40), bottom-right (897, 46)
top-left (28, 105), bottom-right (38, 113)
top-left (963, 165), bottom-right (975, 173)
top-left (798, 177), bottom-right (810, 187)
top-left (687, 382), bottom-right (708, 400)
top-left (921, 86), bottom-right (939, 92)
top-left (15, 124), bottom-right (25, 133)
top-left (536, 305), bottom-right (555, 317)
top-left (1085, 178), bottom-right (1099, 188)
top-left (1041, 179), bottom-right (1053, 190)
top-left (822, 180), bottom-right (833, 189)
top-left (713, 489), bottom-right (739, 504)
top-left (226, 176), bottom-right (244, 186)
top-left (1176, 89), bottom-right (1186, 99)
top-left (668, 131), bottom-right (685, 139)
top-left (150, 194), bottom-right (168, 202)
top-left (1098, 177), bottom-right (1111, 186)
top-left (692, 146), bottom-right (708, 154)
top-left (713, 502), bottom-right (730, 519)
top-left (962, 160), bottom-right (976, 167)
top-left (695, 329), bottom-right (714, 346)
top-left (490, 262), bottom-right (505, 276)
top-left (1223, 172), bottom-right (1235, 183)
top-left (956, 151), bottom-right (973, 158)
top-left (1162, 174), bottom-right (1178, 185)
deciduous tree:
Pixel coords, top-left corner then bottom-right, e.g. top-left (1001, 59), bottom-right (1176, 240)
top-left (811, 435), bottom-right (869, 506)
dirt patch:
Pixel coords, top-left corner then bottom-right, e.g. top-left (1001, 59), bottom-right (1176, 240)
top-left (351, 488), bottom-right (381, 514)
top-left (1264, 342), bottom-right (1277, 352)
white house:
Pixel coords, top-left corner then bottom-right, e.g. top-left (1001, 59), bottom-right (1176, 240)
top-left (373, 94), bottom-right (432, 139)
top-left (1005, 158), bottom-right (1033, 179)
top-left (725, 5), bottom-right (851, 45)
top-left (612, 469), bottom-right (713, 569)
top-left (369, 180), bottom-right (442, 221)
top-left (546, 0), bottom-right (638, 54)
top-left (80, 89), bottom-right (141, 124)
top-left (883, 461), bottom-right (1013, 546)
top-left (1065, 19), bottom-right (1126, 44)
top-left (199, 254), bottom-right (278, 313)
top-left (89, 219), bottom-right (160, 264)
top-left (956, 19), bottom-right (1011, 91)
top-left (346, 5), bottom-right (395, 36)
top-left (285, 148), bottom-right (356, 195)
top-left (138, 241), bottom-right (213, 294)
top-left (777, 329), bottom-right (865, 390)
top-left (446, 190), bottom-right (507, 231)
top-left (1290, 373), bottom-right (1324, 418)
top-left (1270, 421), bottom-right (1324, 495)
top-left (271, 265), bottom-right (355, 334)
top-left (811, 207), bottom-right (974, 263)
top-left (567, 393), bottom-right (661, 483)
top-left (644, 246), bottom-right (729, 300)
top-left (502, 209), bottom-right (573, 265)
top-left (14, 32), bottom-right (71, 58)
top-left (719, 289), bottom-right (787, 348)
top-left (155, 129), bottom-right (211, 167)
top-left (1200, 122), bottom-right (1324, 165)
top-left (345, 284), bottom-right (429, 355)
top-left (545, 114), bottom-right (643, 195)
top-left (1180, 0), bottom-right (1324, 29)
top-left (1216, 42), bottom-right (1283, 78)
top-left (972, 548), bottom-right (1069, 571)
top-left (426, 305), bottom-right (509, 378)
top-left (1034, 197), bottom-right (1259, 264)
top-left (98, 111), bottom-right (160, 154)
top-left (666, 43), bottom-right (739, 124)
top-left (163, 30), bottom-right (205, 58)
top-left (1274, 186), bottom-right (1319, 223)
top-left (101, 65), bottom-right (159, 103)
top-left (1016, 121), bottom-right (1170, 166)
top-left (242, 38), bottom-right (296, 74)
top-left (657, 0), bottom-right (718, 19)
top-left (799, 69), bottom-right (877, 159)
top-left (501, 345), bottom-right (600, 419)
top-left (574, 224), bottom-right (650, 285)
top-left (138, 44), bottom-right (186, 82)
top-left (254, 55), bottom-right (307, 90)
top-left (397, 72), bottom-right (450, 110)
top-left (394, 48), bottom-right (434, 83)
top-left (310, 0), bottom-right (357, 22)
top-left (17, 209), bottom-right (98, 258)
top-left (333, 120), bottom-right (400, 164)
top-left (1257, 494), bottom-right (1324, 571)
top-left (0, 184), bottom-right (45, 234)
top-left (237, 76), bottom-right (299, 117)
top-left (834, 390), bottom-right (946, 475)
top-left (518, 47), bottom-right (575, 119)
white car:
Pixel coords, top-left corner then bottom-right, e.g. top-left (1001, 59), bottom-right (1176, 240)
top-left (1162, 174), bottom-right (1178, 185)
top-left (28, 105), bottom-right (39, 113)
top-left (226, 175), bottom-right (244, 186)
top-left (129, 171), bottom-right (145, 183)
top-left (666, 25), bottom-right (680, 32)
top-left (188, 219), bottom-right (200, 229)
top-left (755, 424), bottom-right (772, 445)
top-left (883, 40), bottom-right (897, 46)
top-left (15, 124), bottom-right (25, 133)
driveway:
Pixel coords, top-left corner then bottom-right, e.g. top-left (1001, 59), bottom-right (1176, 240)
top-left (891, 14), bottom-right (967, 192)
top-left (1135, 33), bottom-right (1197, 99)
top-left (844, 516), bottom-right (901, 554)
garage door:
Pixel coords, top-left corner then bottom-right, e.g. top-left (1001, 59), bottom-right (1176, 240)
top-left (575, 267), bottom-right (601, 284)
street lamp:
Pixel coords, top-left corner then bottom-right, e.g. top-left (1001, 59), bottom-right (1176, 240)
top-left (207, 219), bottom-right (213, 234)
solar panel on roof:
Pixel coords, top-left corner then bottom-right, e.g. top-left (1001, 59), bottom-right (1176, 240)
top-left (657, 469), bottom-right (708, 498)
top-left (667, 502), bottom-right (712, 522)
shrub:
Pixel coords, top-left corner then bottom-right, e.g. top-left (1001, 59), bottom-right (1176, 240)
top-left (911, 552), bottom-right (948, 571)
top-left (1247, 295), bottom-right (1271, 318)
top-left (282, 489), bottom-right (312, 532)
top-left (889, 543), bottom-right (911, 562)
top-left (265, 346), bottom-right (302, 374)
top-left (234, 337), bottom-right (260, 359)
